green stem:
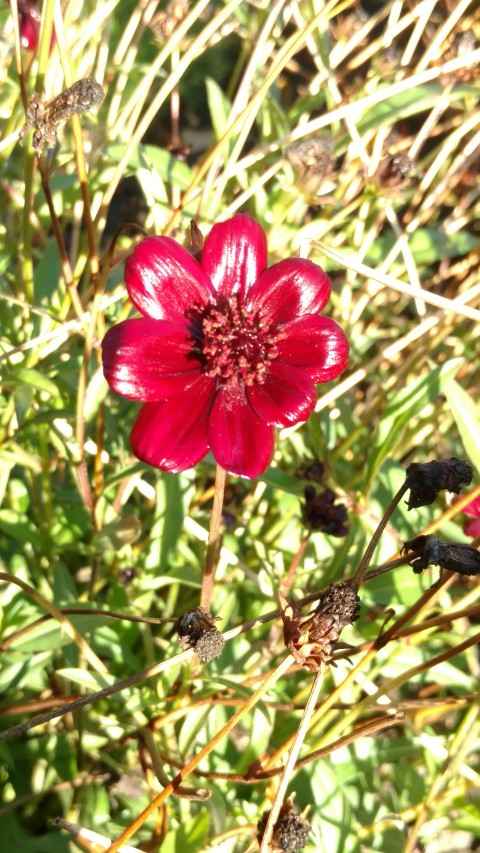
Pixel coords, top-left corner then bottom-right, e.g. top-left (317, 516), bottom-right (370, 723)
top-left (200, 464), bottom-right (227, 612)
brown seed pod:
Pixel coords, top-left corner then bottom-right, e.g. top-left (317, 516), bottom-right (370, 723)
top-left (19, 78), bottom-right (105, 151)
top-left (280, 582), bottom-right (360, 672)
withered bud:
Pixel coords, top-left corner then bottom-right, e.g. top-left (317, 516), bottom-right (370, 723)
top-left (286, 135), bottom-right (334, 198)
top-left (152, 0), bottom-right (188, 38)
top-left (186, 219), bottom-right (205, 261)
top-left (176, 607), bottom-right (225, 663)
top-left (19, 79), bottom-right (105, 152)
top-left (382, 153), bottom-right (415, 183)
top-left (280, 582), bottom-right (360, 672)
top-left (405, 458), bottom-right (473, 510)
top-left (119, 567), bottom-right (137, 583)
top-left (303, 462), bottom-right (325, 483)
top-left (402, 535), bottom-right (480, 576)
top-left (451, 30), bottom-right (476, 57)
top-left (257, 800), bottom-right (311, 852)
top-left (302, 486), bottom-right (348, 537)
top-left (166, 141), bottom-right (192, 162)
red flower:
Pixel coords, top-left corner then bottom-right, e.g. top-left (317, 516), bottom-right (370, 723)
top-left (19, 1), bottom-right (41, 50)
top-left (461, 494), bottom-right (480, 538)
top-left (102, 215), bottom-right (349, 478)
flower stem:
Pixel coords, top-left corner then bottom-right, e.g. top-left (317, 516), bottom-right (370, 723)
top-left (259, 669), bottom-right (325, 852)
top-left (200, 464), bottom-right (227, 612)
top-left (351, 482), bottom-right (408, 590)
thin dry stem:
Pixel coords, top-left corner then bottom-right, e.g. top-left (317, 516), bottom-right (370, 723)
top-left (104, 656), bottom-right (295, 853)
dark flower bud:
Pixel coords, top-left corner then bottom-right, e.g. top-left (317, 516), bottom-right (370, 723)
top-left (119, 567), bottom-right (137, 583)
top-left (303, 461), bottom-right (325, 483)
top-left (301, 486), bottom-right (348, 537)
top-left (405, 458), bottom-right (473, 510)
top-left (176, 607), bottom-right (225, 663)
top-left (402, 535), bottom-right (480, 576)
top-left (257, 800), bottom-right (312, 852)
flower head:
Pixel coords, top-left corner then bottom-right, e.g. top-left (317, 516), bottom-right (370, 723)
top-left (102, 215), bottom-right (349, 478)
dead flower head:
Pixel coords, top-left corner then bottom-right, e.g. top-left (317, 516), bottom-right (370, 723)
top-left (176, 607), bottom-right (225, 663)
top-left (280, 582), bottom-right (360, 672)
top-left (257, 799), bottom-right (312, 852)
top-left (402, 535), bottom-right (480, 577)
top-left (405, 458), bottom-right (473, 510)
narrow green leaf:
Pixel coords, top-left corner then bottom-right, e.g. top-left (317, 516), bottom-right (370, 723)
top-left (443, 378), bottom-right (480, 474)
top-left (365, 358), bottom-right (462, 487)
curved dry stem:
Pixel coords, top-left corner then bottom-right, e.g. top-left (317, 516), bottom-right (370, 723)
top-left (104, 655), bottom-right (295, 853)
top-left (259, 668), bottom-right (325, 852)
top-left (0, 571), bottom-right (107, 674)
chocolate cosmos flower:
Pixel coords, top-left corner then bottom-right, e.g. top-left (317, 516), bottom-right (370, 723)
top-left (102, 215), bottom-right (349, 478)
top-left (460, 494), bottom-right (480, 538)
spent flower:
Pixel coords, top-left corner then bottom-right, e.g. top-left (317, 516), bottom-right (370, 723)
top-left (102, 215), bottom-right (349, 478)
top-left (405, 458), bottom-right (473, 510)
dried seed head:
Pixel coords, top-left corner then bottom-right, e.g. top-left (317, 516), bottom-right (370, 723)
top-left (176, 607), bottom-right (225, 662)
top-left (257, 800), bottom-right (311, 852)
top-left (280, 582), bottom-right (360, 672)
top-left (402, 535), bottom-right (480, 576)
top-left (301, 486), bottom-right (348, 537)
top-left (380, 152), bottom-right (416, 186)
top-left (194, 629), bottom-right (226, 663)
top-left (19, 78), bottom-right (105, 151)
top-left (315, 581), bottom-right (361, 626)
top-left (405, 458), bottom-right (473, 510)
top-left (286, 135), bottom-right (335, 198)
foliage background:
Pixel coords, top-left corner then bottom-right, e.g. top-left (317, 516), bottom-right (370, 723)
top-left (1, 0), bottom-right (480, 851)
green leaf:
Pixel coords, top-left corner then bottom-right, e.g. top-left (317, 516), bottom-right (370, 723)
top-left (365, 358), bottom-right (462, 487)
top-left (56, 668), bottom-right (115, 691)
top-left (357, 82), bottom-right (477, 136)
top-left (0, 509), bottom-right (43, 549)
top-left (366, 228), bottom-right (480, 266)
top-left (106, 143), bottom-right (194, 190)
top-left (205, 77), bottom-right (232, 141)
top-left (5, 367), bottom-right (61, 400)
top-left (443, 378), bottom-right (480, 474)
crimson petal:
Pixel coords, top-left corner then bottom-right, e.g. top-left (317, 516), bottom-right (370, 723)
top-left (247, 362), bottom-right (316, 427)
top-left (102, 318), bottom-right (202, 401)
top-left (125, 236), bottom-right (212, 322)
top-left (275, 315), bottom-right (349, 382)
top-left (248, 258), bottom-right (331, 324)
top-left (131, 381), bottom-right (213, 472)
top-left (208, 385), bottom-right (275, 478)
top-left (201, 214), bottom-right (268, 300)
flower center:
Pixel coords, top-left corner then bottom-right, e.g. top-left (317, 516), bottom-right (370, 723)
top-left (197, 296), bottom-right (281, 387)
